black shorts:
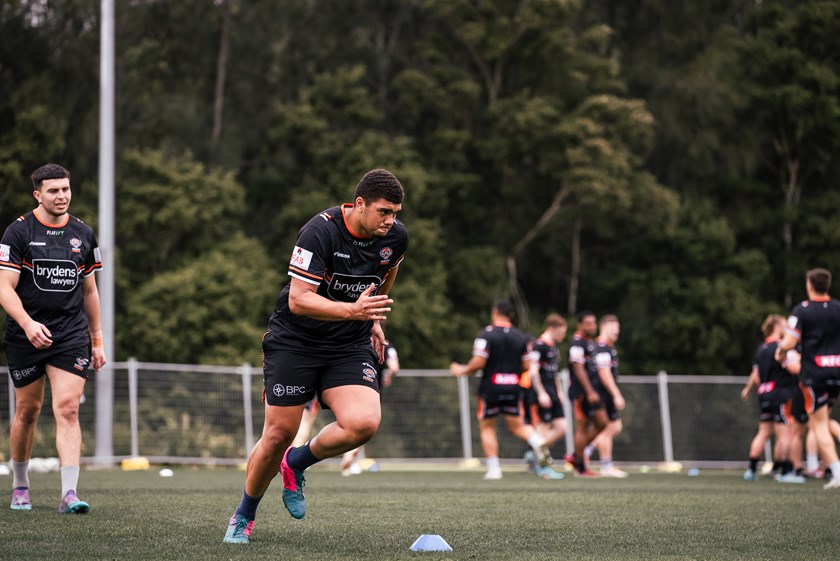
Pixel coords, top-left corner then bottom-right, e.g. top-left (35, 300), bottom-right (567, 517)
top-left (757, 392), bottom-right (776, 423)
top-left (5, 342), bottom-right (91, 388)
top-left (524, 383), bottom-right (564, 425)
top-left (477, 387), bottom-right (524, 420)
top-left (262, 344), bottom-right (380, 406)
top-left (569, 385), bottom-right (604, 421)
top-left (778, 387), bottom-right (808, 425)
top-left (800, 383), bottom-right (840, 414)
top-left (596, 387), bottom-right (621, 421)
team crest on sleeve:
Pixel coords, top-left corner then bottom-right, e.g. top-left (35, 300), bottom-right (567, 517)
top-left (94, 247), bottom-right (102, 263)
top-left (0, 243), bottom-right (9, 261)
top-left (290, 246), bottom-right (314, 270)
top-left (787, 315), bottom-right (798, 329)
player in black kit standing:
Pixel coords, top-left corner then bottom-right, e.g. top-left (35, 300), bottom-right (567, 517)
top-left (776, 268), bottom-right (840, 490)
top-left (224, 169), bottom-right (408, 544)
top-left (0, 164), bottom-right (105, 514)
top-left (450, 300), bottom-right (551, 480)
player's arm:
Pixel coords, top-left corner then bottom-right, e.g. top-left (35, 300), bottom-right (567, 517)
top-left (82, 274), bottom-right (106, 370)
top-left (382, 348), bottom-right (400, 387)
top-left (529, 355), bottom-right (551, 408)
top-left (450, 355), bottom-right (487, 377)
top-left (782, 350), bottom-right (801, 376)
top-left (597, 364), bottom-right (624, 410)
top-left (288, 277), bottom-right (393, 322)
top-left (775, 330), bottom-right (799, 361)
top-left (0, 269), bottom-right (53, 349)
top-left (571, 361), bottom-right (599, 403)
top-left (741, 365), bottom-right (759, 400)
top-left (378, 266), bottom-right (399, 296)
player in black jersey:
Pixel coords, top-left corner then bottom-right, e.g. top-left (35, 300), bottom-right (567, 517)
top-left (564, 311), bottom-right (606, 476)
top-left (224, 169), bottom-right (408, 544)
top-left (0, 164), bottom-right (105, 514)
top-left (740, 314), bottom-right (806, 483)
top-left (776, 268), bottom-right (840, 490)
top-left (450, 300), bottom-right (551, 480)
top-left (524, 314), bottom-right (567, 478)
top-left (586, 315), bottom-right (628, 478)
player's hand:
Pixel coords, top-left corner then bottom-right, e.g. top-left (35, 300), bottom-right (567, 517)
top-left (24, 319), bottom-right (52, 349)
top-left (371, 321), bottom-right (386, 362)
top-left (91, 346), bottom-right (107, 371)
top-left (740, 387), bottom-right (750, 401)
top-left (586, 389), bottom-right (601, 405)
top-left (538, 389), bottom-right (551, 409)
top-left (613, 393), bottom-right (626, 411)
top-left (450, 362), bottom-right (465, 377)
top-left (382, 372), bottom-right (393, 388)
top-left (774, 346), bottom-right (785, 363)
top-left (352, 283), bottom-right (393, 321)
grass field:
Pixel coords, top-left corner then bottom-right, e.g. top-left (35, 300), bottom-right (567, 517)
top-left (0, 465), bottom-right (836, 561)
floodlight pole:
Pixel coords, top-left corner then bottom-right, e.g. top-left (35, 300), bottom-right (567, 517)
top-left (94, 0), bottom-right (115, 465)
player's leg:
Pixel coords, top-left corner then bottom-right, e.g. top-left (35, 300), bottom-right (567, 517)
top-left (46, 364), bottom-right (90, 513)
top-left (291, 400), bottom-right (318, 447)
top-left (225, 402), bottom-right (303, 543)
top-left (808, 404), bottom-right (840, 489)
top-left (745, 421), bottom-right (773, 480)
top-left (479, 416), bottom-right (502, 479)
top-left (9, 376), bottom-right (45, 511)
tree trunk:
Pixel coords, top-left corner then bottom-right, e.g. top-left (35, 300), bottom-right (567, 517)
top-left (211, 0), bottom-right (232, 158)
top-left (568, 217), bottom-right (581, 315)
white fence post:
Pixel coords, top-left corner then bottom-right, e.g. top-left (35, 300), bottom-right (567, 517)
top-left (657, 370), bottom-right (675, 464)
top-left (128, 357), bottom-right (139, 458)
top-left (241, 363), bottom-right (254, 456)
top-left (457, 375), bottom-right (473, 459)
top-left (560, 369), bottom-right (574, 456)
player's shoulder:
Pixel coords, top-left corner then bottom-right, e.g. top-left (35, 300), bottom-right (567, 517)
top-left (68, 214), bottom-right (95, 233)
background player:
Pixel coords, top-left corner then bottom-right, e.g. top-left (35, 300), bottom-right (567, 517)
top-left (0, 163), bottom-right (106, 514)
top-left (776, 268), bottom-right (840, 490)
top-left (451, 300), bottom-right (550, 480)
top-left (565, 311), bottom-right (606, 477)
top-left (524, 314), bottom-right (567, 479)
top-left (585, 315), bottom-right (628, 478)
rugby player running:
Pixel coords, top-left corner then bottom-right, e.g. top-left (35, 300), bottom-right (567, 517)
top-left (224, 169), bottom-right (408, 543)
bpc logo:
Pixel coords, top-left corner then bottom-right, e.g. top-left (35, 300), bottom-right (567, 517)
top-left (273, 384), bottom-right (306, 397)
top-left (11, 365), bottom-right (38, 381)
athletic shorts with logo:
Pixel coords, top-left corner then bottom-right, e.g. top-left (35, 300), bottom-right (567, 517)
top-left (477, 386), bottom-right (523, 419)
top-left (262, 340), bottom-right (380, 407)
top-left (5, 342), bottom-right (91, 388)
top-left (776, 386), bottom-right (808, 424)
top-left (524, 383), bottom-right (564, 425)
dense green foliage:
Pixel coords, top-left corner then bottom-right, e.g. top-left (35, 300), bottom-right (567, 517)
top-left (2, 0), bottom-right (838, 373)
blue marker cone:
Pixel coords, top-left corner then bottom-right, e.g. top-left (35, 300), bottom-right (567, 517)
top-left (410, 534), bottom-right (453, 552)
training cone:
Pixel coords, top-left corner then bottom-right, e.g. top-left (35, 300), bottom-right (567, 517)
top-left (410, 534), bottom-right (453, 552)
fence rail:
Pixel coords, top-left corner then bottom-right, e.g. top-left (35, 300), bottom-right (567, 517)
top-left (1, 362), bottom-right (778, 467)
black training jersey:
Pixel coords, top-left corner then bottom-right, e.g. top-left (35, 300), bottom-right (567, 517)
top-left (752, 339), bottom-right (796, 392)
top-left (592, 338), bottom-right (619, 385)
top-left (0, 211), bottom-right (102, 348)
top-left (785, 297), bottom-right (840, 385)
top-left (472, 324), bottom-right (532, 394)
top-left (568, 333), bottom-right (597, 390)
top-left (267, 204), bottom-right (408, 349)
top-left (533, 338), bottom-right (559, 386)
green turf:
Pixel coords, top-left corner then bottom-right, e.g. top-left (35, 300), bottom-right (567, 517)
top-left (0, 467), bottom-right (836, 560)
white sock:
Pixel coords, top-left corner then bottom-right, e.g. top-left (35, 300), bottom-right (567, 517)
top-left (526, 433), bottom-right (545, 449)
top-left (486, 456), bottom-right (501, 472)
top-left (601, 457), bottom-right (613, 470)
top-left (60, 466), bottom-right (80, 497)
top-left (12, 461), bottom-right (29, 489)
top-left (807, 453), bottom-right (819, 473)
top-left (830, 461), bottom-right (840, 481)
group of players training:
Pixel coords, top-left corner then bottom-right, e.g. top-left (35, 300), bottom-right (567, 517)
top-left (451, 303), bottom-right (628, 480)
top-left (4, 165), bottom-right (839, 549)
top-left (741, 268), bottom-right (840, 491)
